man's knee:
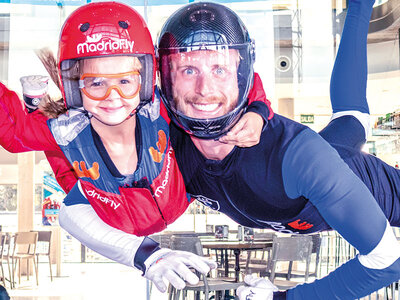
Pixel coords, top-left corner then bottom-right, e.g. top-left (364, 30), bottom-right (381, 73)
top-left (331, 110), bottom-right (370, 138)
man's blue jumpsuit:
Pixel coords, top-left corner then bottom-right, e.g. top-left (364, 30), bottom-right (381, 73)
top-left (170, 0), bottom-right (400, 299)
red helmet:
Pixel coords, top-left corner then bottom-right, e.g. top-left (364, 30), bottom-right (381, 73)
top-left (58, 1), bottom-right (155, 109)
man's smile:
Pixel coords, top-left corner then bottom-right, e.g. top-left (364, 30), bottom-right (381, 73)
top-left (191, 103), bottom-right (219, 112)
top-left (188, 101), bottom-right (223, 118)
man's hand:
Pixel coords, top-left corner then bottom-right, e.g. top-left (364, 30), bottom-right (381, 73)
top-left (236, 275), bottom-right (278, 300)
top-left (20, 75), bottom-right (49, 112)
top-left (144, 249), bottom-right (217, 293)
top-left (218, 112), bottom-right (263, 147)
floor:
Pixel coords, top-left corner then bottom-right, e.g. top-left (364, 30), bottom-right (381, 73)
top-left (4, 260), bottom-right (394, 300)
top-left (5, 262), bottom-right (169, 300)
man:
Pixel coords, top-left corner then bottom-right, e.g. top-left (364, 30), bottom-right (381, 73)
top-left (156, 0), bottom-right (400, 299)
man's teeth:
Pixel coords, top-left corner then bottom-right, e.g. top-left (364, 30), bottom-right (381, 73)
top-left (192, 103), bottom-right (218, 112)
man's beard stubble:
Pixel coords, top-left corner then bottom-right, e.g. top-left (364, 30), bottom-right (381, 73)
top-left (173, 94), bottom-right (238, 118)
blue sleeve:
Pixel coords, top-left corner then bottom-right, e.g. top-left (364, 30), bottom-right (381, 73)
top-left (282, 129), bottom-right (400, 299)
top-left (283, 129), bottom-right (385, 253)
top-left (246, 101), bottom-right (270, 131)
top-left (134, 237), bottom-right (161, 274)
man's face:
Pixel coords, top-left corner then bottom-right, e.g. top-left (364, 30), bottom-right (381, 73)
top-left (169, 49), bottom-right (239, 119)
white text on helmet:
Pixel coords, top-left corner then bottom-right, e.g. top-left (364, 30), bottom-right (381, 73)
top-left (77, 34), bottom-right (135, 55)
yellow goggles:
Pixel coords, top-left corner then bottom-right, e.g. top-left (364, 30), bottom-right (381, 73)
top-left (79, 71), bottom-right (141, 101)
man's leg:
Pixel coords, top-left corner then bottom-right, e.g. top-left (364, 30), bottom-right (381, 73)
top-left (319, 0), bottom-right (374, 150)
top-left (0, 285), bottom-right (10, 300)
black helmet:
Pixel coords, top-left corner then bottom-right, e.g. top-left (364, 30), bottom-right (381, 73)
top-left (156, 2), bottom-right (255, 139)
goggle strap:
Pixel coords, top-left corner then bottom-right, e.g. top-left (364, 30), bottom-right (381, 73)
top-left (80, 70), bottom-right (140, 80)
top-left (78, 73), bottom-right (141, 90)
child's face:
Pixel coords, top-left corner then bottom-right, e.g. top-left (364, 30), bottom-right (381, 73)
top-left (80, 56), bottom-right (141, 126)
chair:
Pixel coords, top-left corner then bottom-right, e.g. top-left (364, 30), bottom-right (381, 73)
top-left (214, 225), bottom-right (229, 239)
top-left (244, 232), bottom-right (276, 275)
top-left (168, 235), bottom-right (243, 300)
top-left (206, 225), bottom-right (214, 233)
top-left (286, 234), bottom-right (322, 279)
top-left (243, 227), bottom-right (254, 241)
top-left (33, 231), bottom-right (53, 281)
top-left (149, 233), bottom-right (173, 248)
top-left (0, 233), bottom-right (12, 289)
top-left (251, 231), bottom-right (276, 260)
top-left (11, 231), bottom-right (38, 286)
top-left (260, 235), bottom-right (313, 290)
top-left (253, 231), bottom-right (276, 241)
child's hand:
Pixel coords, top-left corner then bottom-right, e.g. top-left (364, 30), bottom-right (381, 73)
top-left (218, 112), bottom-right (263, 147)
top-left (20, 75), bottom-right (49, 112)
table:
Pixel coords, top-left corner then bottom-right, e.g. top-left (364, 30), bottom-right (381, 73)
top-left (203, 241), bottom-right (272, 281)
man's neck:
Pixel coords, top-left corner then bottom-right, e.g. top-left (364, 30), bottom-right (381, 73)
top-left (191, 136), bottom-right (234, 161)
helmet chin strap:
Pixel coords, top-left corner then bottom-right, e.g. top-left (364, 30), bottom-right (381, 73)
top-left (70, 106), bottom-right (91, 117)
top-left (126, 100), bottom-right (148, 120)
top-left (125, 108), bottom-right (137, 121)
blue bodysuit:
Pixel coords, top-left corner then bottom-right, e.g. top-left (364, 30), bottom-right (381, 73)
top-left (170, 0), bottom-right (400, 299)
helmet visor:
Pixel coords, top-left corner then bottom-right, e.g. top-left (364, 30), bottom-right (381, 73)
top-left (158, 44), bottom-right (253, 122)
top-left (79, 71), bottom-right (141, 101)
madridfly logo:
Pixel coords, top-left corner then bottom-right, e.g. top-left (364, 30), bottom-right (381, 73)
top-left (85, 189), bottom-right (121, 210)
top-left (77, 34), bottom-right (135, 55)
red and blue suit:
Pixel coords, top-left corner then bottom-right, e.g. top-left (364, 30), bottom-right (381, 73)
top-left (0, 91), bottom-right (189, 236)
top-left (48, 107), bottom-right (190, 236)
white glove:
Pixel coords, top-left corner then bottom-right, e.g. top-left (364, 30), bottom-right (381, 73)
top-left (144, 248), bottom-right (218, 293)
top-left (236, 274), bottom-right (278, 300)
top-left (20, 75), bottom-right (49, 112)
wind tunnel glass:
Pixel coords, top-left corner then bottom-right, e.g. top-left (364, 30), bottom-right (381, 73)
top-left (79, 71), bottom-right (141, 101)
